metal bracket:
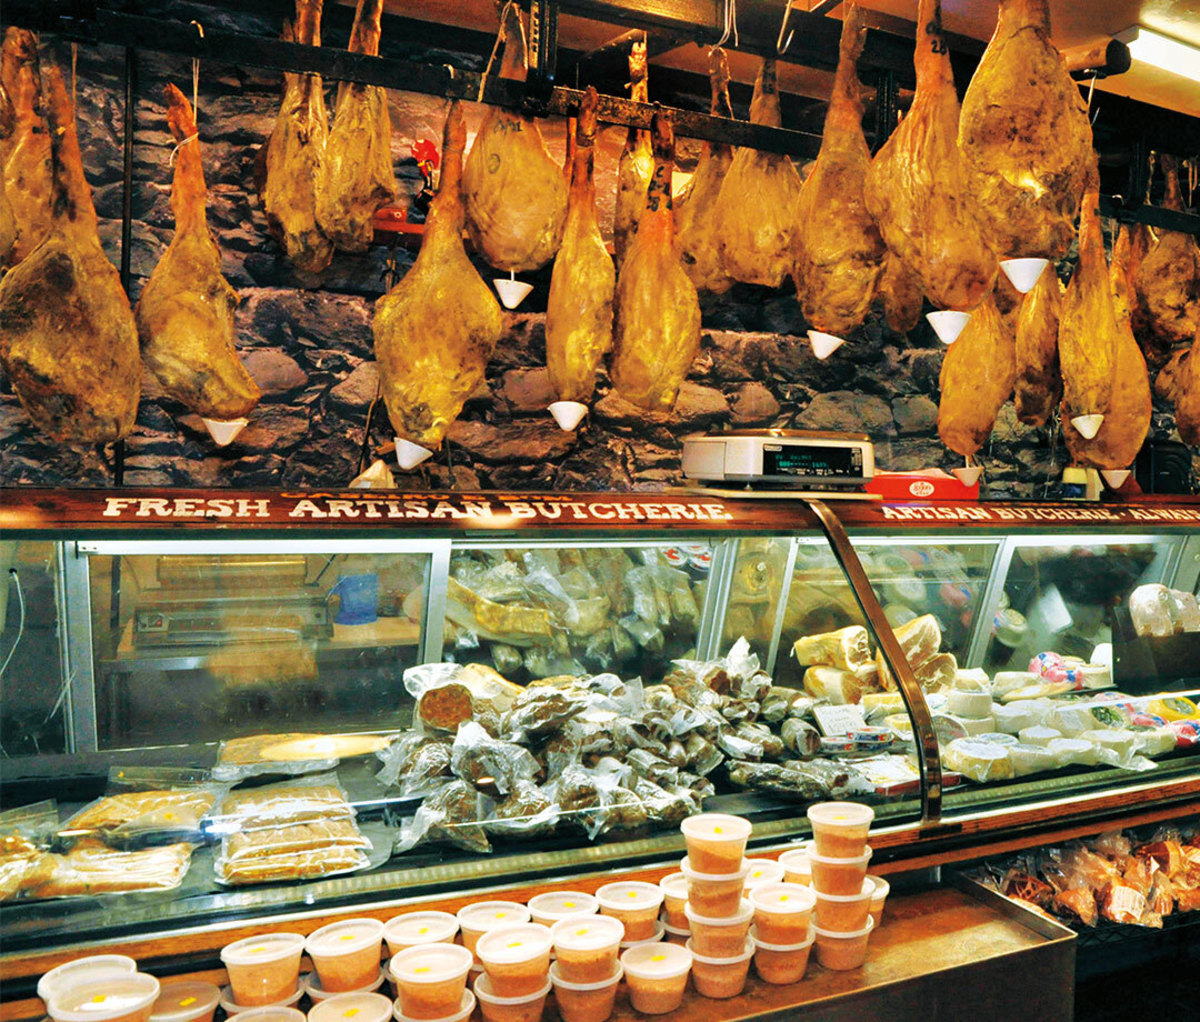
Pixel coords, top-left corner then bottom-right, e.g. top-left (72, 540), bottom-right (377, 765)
top-left (872, 68), bottom-right (898, 155)
top-left (525, 0), bottom-right (559, 111)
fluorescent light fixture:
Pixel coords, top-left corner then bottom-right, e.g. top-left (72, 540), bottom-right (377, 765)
top-left (1118, 25), bottom-right (1200, 83)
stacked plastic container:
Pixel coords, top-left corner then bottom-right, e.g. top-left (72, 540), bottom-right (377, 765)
top-left (807, 802), bottom-right (878, 970)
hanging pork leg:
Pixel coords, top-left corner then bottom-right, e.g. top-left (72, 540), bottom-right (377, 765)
top-left (1, 29), bottom-right (52, 268)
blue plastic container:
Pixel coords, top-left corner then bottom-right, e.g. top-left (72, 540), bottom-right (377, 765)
top-left (331, 573), bottom-right (379, 625)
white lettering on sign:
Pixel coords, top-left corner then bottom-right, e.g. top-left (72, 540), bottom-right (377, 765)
top-left (102, 497), bottom-right (270, 518)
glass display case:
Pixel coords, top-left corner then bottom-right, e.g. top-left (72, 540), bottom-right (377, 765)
top-left (1, 489), bottom-right (1198, 963)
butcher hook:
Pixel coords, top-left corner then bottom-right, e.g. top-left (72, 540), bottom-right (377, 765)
top-left (776, 0), bottom-right (796, 56)
top-left (716, 0), bottom-right (738, 49)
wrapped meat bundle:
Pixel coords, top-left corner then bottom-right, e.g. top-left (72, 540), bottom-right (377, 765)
top-left (395, 780), bottom-right (490, 855)
top-left (450, 721), bottom-right (540, 795)
top-left (484, 781), bottom-right (558, 838)
top-left (31, 839), bottom-right (194, 897)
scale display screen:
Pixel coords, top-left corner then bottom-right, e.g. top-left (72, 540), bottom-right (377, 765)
top-left (762, 443), bottom-right (864, 478)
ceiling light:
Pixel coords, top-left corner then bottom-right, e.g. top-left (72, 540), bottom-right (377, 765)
top-left (1117, 25), bottom-right (1200, 83)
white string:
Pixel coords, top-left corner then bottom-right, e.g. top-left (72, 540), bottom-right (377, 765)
top-left (169, 132), bottom-right (198, 166)
top-left (170, 20), bottom-right (205, 166)
top-left (476, 0), bottom-right (516, 103)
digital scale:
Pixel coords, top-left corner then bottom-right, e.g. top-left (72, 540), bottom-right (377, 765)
top-left (681, 430), bottom-right (875, 491)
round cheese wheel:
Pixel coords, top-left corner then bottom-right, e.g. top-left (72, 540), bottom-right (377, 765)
top-left (947, 689), bottom-right (993, 717)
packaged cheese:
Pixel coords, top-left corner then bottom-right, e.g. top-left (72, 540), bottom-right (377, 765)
top-left (993, 702), bottom-right (1045, 735)
top-left (802, 666), bottom-right (863, 704)
top-left (1018, 726), bottom-right (1062, 747)
top-left (1046, 737), bottom-right (1099, 767)
top-left (1007, 743), bottom-right (1057, 776)
top-left (991, 671), bottom-right (1038, 698)
top-left (793, 627), bottom-right (872, 672)
top-left (1079, 729), bottom-right (1139, 760)
top-left (1132, 726), bottom-right (1177, 758)
top-left (942, 739), bottom-right (1013, 783)
top-left (946, 688), bottom-right (992, 717)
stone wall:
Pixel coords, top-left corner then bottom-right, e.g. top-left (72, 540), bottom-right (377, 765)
top-left (0, 10), bottom-right (1189, 495)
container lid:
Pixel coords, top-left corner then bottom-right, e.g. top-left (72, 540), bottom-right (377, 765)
top-left (547, 962), bottom-right (623, 992)
top-left (750, 882), bottom-right (818, 913)
top-left (685, 937), bottom-right (754, 966)
top-left (39, 956), bottom-right (138, 1005)
top-left (382, 911), bottom-right (459, 948)
top-left (219, 982), bottom-right (304, 1015)
top-left (806, 802), bottom-right (874, 829)
top-left (387, 943), bottom-right (473, 985)
top-left (220, 933), bottom-right (305, 966)
top-left (777, 848), bottom-right (811, 872)
top-left (812, 916), bottom-right (876, 941)
top-left (680, 813), bottom-right (752, 843)
top-left (595, 881), bottom-right (663, 912)
top-left (306, 919), bottom-right (385, 958)
top-left (48, 974), bottom-right (161, 1022)
top-left (550, 913), bottom-right (625, 952)
top-left (150, 982), bottom-right (220, 1022)
top-left (472, 974), bottom-right (551, 1006)
top-left (527, 891), bottom-right (599, 922)
top-left (743, 859), bottom-right (786, 889)
top-left (475, 924), bottom-right (553, 966)
top-left (620, 942), bottom-right (692, 980)
top-left (308, 992), bottom-right (393, 1022)
top-left (864, 875), bottom-right (890, 898)
top-left (619, 924), bottom-right (666, 949)
top-left (806, 846), bottom-right (873, 867)
top-left (455, 901), bottom-right (530, 932)
top-left (684, 899), bottom-right (753, 928)
top-left (224, 1009), bottom-right (305, 1022)
top-left (304, 970), bottom-right (385, 1001)
top-left (749, 925), bottom-right (815, 952)
top-left (657, 873), bottom-right (688, 899)
top-left (660, 921), bottom-right (690, 937)
top-left (679, 856), bottom-right (750, 882)
top-left (392, 990), bottom-right (474, 1022)
top-left (812, 878), bottom-right (876, 902)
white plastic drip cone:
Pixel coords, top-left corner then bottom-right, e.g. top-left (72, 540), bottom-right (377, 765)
top-left (926, 310), bottom-right (972, 344)
top-left (548, 400), bottom-right (588, 431)
top-left (808, 330), bottom-right (846, 360)
top-left (1000, 257), bottom-right (1050, 294)
top-left (1071, 414), bottom-right (1105, 440)
top-left (494, 278), bottom-right (534, 309)
top-left (953, 465), bottom-right (983, 486)
top-left (202, 417), bottom-right (249, 447)
top-left (395, 437), bottom-right (434, 470)
top-left (1101, 469), bottom-right (1131, 489)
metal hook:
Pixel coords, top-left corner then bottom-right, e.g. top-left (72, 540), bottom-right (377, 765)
top-left (190, 20), bottom-right (204, 42)
top-left (776, 0), bottom-right (795, 56)
top-left (716, 0), bottom-right (738, 49)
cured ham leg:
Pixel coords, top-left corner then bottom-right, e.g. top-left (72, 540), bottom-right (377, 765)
top-left (937, 296), bottom-right (1015, 456)
top-left (261, 0), bottom-right (332, 276)
top-left (1175, 324), bottom-right (1200, 445)
top-left (1013, 263), bottom-right (1061, 427)
top-left (546, 87), bottom-right (614, 405)
top-left (865, 0), bottom-right (996, 311)
top-left (959, 0), bottom-right (1091, 259)
top-left (135, 85), bottom-right (261, 423)
top-left (614, 39), bottom-right (652, 269)
top-left (0, 66), bottom-right (140, 442)
top-left (315, 0), bottom-right (396, 252)
top-left (714, 59), bottom-right (801, 288)
top-left (675, 47), bottom-right (734, 294)
top-left (792, 5), bottom-right (886, 336)
top-left (373, 101), bottom-right (503, 454)
top-left (878, 254), bottom-right (924, 333)
top-left (463, 4), bottom-right (566, 272)
top-left (611, 111), bottom-right (701, 410)
top-left (1, 29), bottom-right (52, 267)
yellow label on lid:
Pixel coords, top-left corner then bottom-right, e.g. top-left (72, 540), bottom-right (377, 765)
top-left (507, 941), bottom-right (523, 949)
top-left (494, 912), bottom-right (506, 919)
top-left (340, 934), bottom-right (356, 941)
top-left (713, 826), bottom-right (723, 835)
top-left (249, 947), bottom-right (267, 954)
top-left (650, 955), bottom-right (665, 962)
top-left (413, 967), bottom-right (430, 975)
top-left (574, 928), bottom-right (589, 937)
top-left (179, 999), bottom-right (197, 1008)
top-left (628, 891), bottom-right (639, 899)
top-left (165, 813), bottom-right (177, 821)
top-left (417, 927), bottom-right (429, 935)
top-left (563, 902), bottom-right (575, 908)
top-left (92, 996), bottom-right (108, 1005)
top-left (343, 1010), bottom-right (359, 1018)
top-left (779, 895), bottom-right (789, 903)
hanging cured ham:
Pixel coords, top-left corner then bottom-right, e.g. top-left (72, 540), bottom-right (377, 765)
top-left (545, 87), bottom-right (614, 405)
top-left (613, 39), bottom-right (652, 269)
top-left (1175, 324), bottom-right (1200, 445)
top-left (135, 85), bottom-right (261, 424)
top-left (1134, 156), bottom-right (1200, 365)
top-left (0, 75), bottom-right (13, 259)
top-left (675, 46), bottom-right (734, 294)
top-left (1013, 263), bottom-right (1061, 427)
top-left (0, 66), bottom-right (140, 442)
top-left (865, 0), bottom-right (996, 311)
top-left (1112, 220), bottom-right (1152, 340)
top-left (878, 254), bottom-right (924, 333)
top-left (373, 101), bottom-right (502, 457)
top-left (713, 59), bottom-right (801, 288)
top-left (792, 5), bottom-right (886, 337)
top-left (463, 4), bottom-right (566, 272)
top-left (315, 0), bottom-right (397, 252)
top-left (958, 0), bottom-right (1091, 259)
top-left (937, 296), bottom-right (1015, 456)
top-left (1, 29), bottom-right (52, 267)
top-left (261, 0), bottom-right (332, 277)
top-left (611, 111), bottom-right (701, 410)
top-left (1058, 163), bottom-right (1116, 434)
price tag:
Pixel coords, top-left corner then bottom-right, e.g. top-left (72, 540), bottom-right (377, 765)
top-left (813, 704), bottom-right (867, 737)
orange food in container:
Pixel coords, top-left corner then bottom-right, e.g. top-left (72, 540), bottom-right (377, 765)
top-left (383, 912), bottom-right (459, 956)
top-left (39, 956), bottom-right (138, 1005)
top-left (618, 923), bottom-right (666, 950)
top-left (456, 902), bottom-right (530, 958)
top-left (306, 919), bottom-right (385, 994)
top-left (595, 881), bottom-right (664, 942)
top-left (866, 874), bottom-right (890, 923)
top-left (149, 982), bottom-right (220, 1022)
top-left (749, 882), bottom-right (816, 945)
top-left (807, 847), bottom-right (873, 895)
top-left (661, 922), bottom-right (689, 946)
top-left (806, 802), bottom-right (874, 858)
top-left (683, 899), bottom-right (753, 958)
top-left (226, 1009), bottom-right (304, 1022)
top-left (547, 961), bottom-right (623, 1022)
top-left (307, 992), bottom-right (393, 1022)
top-left (657, 873), bottom-right (689, 929)
top-left (387, 943), bottom-right (474, 1021)
top-left (619, 943), bottom-right (692, 1015)
top-left (777, 847), bottom-right (811, 886)
top-left (47, 973), bottom-right (161, 1022)
top-left (685, 938), bottom-right (754, 1000)
top-left (743, 858), bottom-right (785, 891)
top-left (472, 973), bottom-right (550, 1022)
top-left (814, 878), bottom-right (876, 933)
top-left (527, 891), bottom-right (599, 926)
top-left (391, 989), bottom-right (474, 1022)
top-left (218, 983), bottom-right (302, 1015)
top-left (750, 925), bottom-right (814, 985)
top-left (680, 814), bottom-right (752, 875)
top-left (550, 914), bottom-right (624, 983)
top-left (220, 934), bottom-right (305, 1007)
top-left (680, 856), bottom-right (749, 917)
top-left (813, 917), bottom-right (875, 971)
top-left (474, 924), bottom-right (553, 997)
top-left (304, 970), bottom-right (385, 1002)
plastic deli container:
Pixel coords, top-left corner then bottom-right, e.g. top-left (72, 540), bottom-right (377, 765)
top-left (866, 875), bottom-right (890, 923)
top-left (661, 922), bottom-right (690, 946)
top-left (685, 938), bottom-right (754, 1000)
top-left (474, 923), bottom-right (554, 997)
top-left (391, 990), bottom-right (474, 1022)
top-left (39, 956), bottom-right (138, 1006)
top-left (749, 882), bottom-right (817, 945)
top-left (387, 943), bottom-right (474, 1021)
top-left (814, 879), bottom-right (876, 933)
top-left (680, 857), bottom-right (749, 917)
top-left (806, 802), bottom-right (874, 858)
top-left (684, 900), bottom-right (754, 958)
top-left (307, 993), bottom-right (393, 1022)
top-left (383, 912), bottom-right (459, 956)
top-left (547, 962), bottom-right (623, 1022)
top-left (808, 847), bottom-right (873, 896)
top-left (527, 891), bottom-right (599, 926)
top-left (750, 925), bottom-right (814, 986)
top-left (149, 982), bottom-right (221, 1022)
top-left (47, 973), bottom-right (161, 1022)
top-left (306, 919), bottom-right (385, 994)
top-left (777, 847), bottom-right (811, 886)
top-left (657, 873), bottom-right (689, 929)
top-left (618, 924), bottom-right (666, 950)
top-left (472, 973), bottom-right (550, 1022)
top-left (456, 903), bottom-right (530, 957)
top-left (550, 914), bottom-right (624, 984)
top-left (218, 983), bottom-right (303, 1015)
top-left (619, 943), bottom-right (693, 1016)
top-left (220, 933), bottom-right (305, 1007)
top-left (227, 1009), bottom-right (305, 1022)
top-left (595, 881), bottom-right (664, 943)
top-left (743, 858), bottom-right (786, 891)
top-left (304, 970), bottom-right (385, 1001)
top-left (813, 917), bottom-right (875, 971)
top-left (680, 814), bottom-right (752, 875)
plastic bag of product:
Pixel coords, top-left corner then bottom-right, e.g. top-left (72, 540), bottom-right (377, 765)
top-left (375, 734), bottom-right (454, 797)
top-left (1168, 589), bottom-right (1200, 632)
top-left (523, 566), bottom-right (581, 627)
top-left (626, 566), bottom-right (669, 627)
top-left (761, 687), bottom-right (797, 723)
top-left (1, 801), bottom-right (60, 902)
top-left (210, 772), bottom-right (355, 831)
top-left (502, 687), bottom-right (588, 744)
top-left (626, 748), bottom-right (679, 788)
top-left (543, 721), bottom-right (586, 778)
top-left (717, 731), bottom-right (765, 762)
top-left (33, 838), bottom-right (195, 897)
top-left (546, 763), bottom-right (623, 840)
top-left (683, 733), bottom-right (723, 776)
top-left (782, 718), bottom-right (821, 759)
top-left (394, 780), bottom-right (491, 855)
top-left (619, 614), bottom-right (664, 653)
top-left (612, 718), bottom-right (669, 758)
top-left (941, 739), bottom-right (1015, 783)
top-left (1129, 584), bottom-right (1176, 637)
top-left (492, 643), bottom-right (524, 676)
top-left (65, 768), bottom-right (228, 846)
top-left (482, 781), bottom-right (559, 839)
top-left (737, 722), bottom-right (784, 760)
top-left (213, 734), bottom-right (339, 781)
top-left (220, 817), bottom-right (372, 867)
top-left (630, 777), bottom-right (692, 827)
top-left (720, 697), bottom-right (759, 725)
top-left (451, 721), bottom-right (540, 794)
